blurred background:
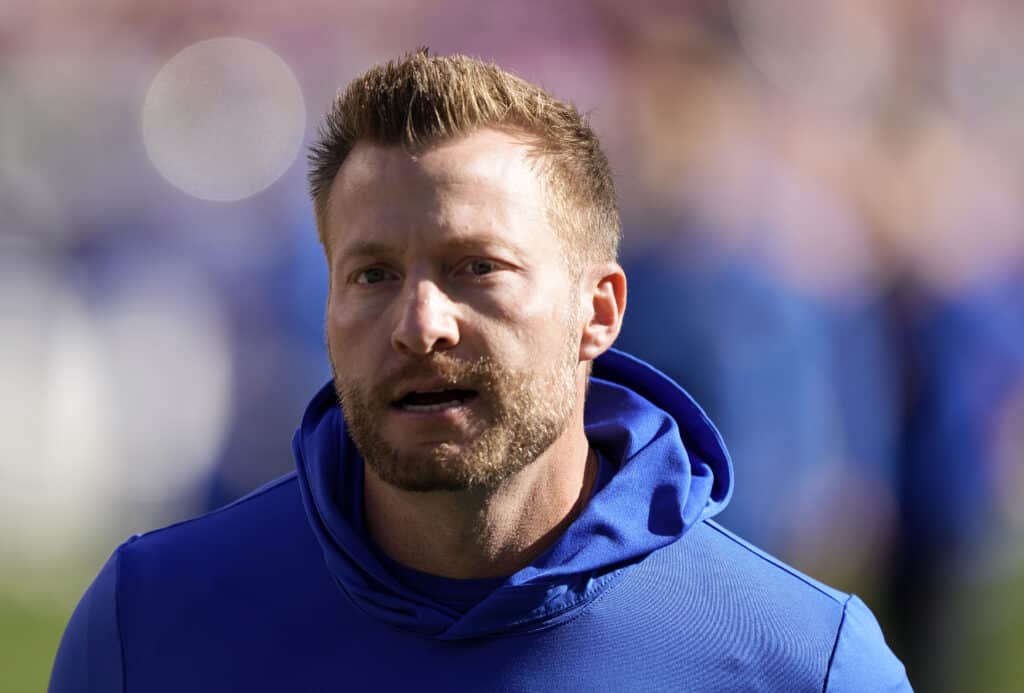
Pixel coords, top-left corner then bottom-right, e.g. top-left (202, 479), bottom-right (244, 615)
top-left (2, 1), bottom-right (1023, 690)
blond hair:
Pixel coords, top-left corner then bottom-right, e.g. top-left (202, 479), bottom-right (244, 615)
top-left (308, 50), bottom-right (620, 266)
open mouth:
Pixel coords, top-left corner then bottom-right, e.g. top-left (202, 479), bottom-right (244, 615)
top-left (391, 389), bottom-right (479, 413)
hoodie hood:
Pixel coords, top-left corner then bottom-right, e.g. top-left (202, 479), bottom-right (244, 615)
top-left (293, 348), bottom-right (732, 640)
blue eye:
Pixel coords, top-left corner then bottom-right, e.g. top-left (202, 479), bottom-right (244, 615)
top-left (355, 267), bottom-right (396, 284)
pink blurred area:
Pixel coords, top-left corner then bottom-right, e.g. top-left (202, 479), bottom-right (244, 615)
top-left (2, 2), bottom-right (1023, 690)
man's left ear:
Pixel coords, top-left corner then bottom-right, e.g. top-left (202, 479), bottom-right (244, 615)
top-left (578, 262), bottom-right (627, 362)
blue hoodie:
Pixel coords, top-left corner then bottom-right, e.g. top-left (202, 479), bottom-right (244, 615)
top-left (50, 349), bottom-right (910, 692)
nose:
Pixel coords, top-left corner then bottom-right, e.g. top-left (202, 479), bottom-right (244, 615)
top-left (390, 279), bottom-right (460, 356)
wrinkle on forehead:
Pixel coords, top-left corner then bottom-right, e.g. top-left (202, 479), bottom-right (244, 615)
top-left (325, 128), bottom-right (553, 246)
top-left (327, 131), bottom-right (552, 223)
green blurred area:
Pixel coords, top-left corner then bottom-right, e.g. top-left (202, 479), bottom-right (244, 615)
top-left (959, 563), bottom-right (1024, 693)
top-left (1, 566), bottom-right (90, 693)
top-left (4, 559), bottom-right (1023, 692)
top-left (1, 594), bottom-right (72, 692)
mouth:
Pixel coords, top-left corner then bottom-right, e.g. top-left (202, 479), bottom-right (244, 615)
top-left (390, 388), bottom-right (479, 414)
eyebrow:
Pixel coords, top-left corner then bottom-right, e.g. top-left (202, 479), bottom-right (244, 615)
top-left (337, 240), bottom-right (401, 260)
top-left (337, 234), bottom-right (520, 260)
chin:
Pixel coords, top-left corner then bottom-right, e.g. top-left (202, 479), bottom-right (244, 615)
top-left (368, 455), bottom-right (478, 493)
top-left (366, 441), bottom-right (525, 494)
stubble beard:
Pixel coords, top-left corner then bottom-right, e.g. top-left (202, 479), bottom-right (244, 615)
top-left (331, 336), bottom-right (580, 493)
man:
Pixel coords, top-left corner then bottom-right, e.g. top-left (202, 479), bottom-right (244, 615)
top-left (51, 52), bottom-right (911, 691)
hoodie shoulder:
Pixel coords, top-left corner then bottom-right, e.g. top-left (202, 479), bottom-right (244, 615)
top-left (50, 474), bottom-right (322, 693)
top-left (50, 545), bottom-right (126, 693)
top-left (69, 474), bottom-right (347, 692)
top-left (700, 520), bottom-right (852, 603)
top-left (125, 473), bottom-right (307, 552)
top-left (115, 472), bottom-right (329, 602)
top-left (824, 595), bottom-right (912, 692)
top-left (588, 519), bottom-right (907, 690)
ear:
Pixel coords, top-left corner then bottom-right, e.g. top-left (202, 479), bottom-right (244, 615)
top-left (578, 262), bottom-right (627, 363)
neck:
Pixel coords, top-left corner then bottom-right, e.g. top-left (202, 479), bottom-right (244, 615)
top-left (363, 428), bottom-right (597, 580)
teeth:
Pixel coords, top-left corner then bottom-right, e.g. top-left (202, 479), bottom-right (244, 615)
top-left (401, 399), bottom-right (464, 413)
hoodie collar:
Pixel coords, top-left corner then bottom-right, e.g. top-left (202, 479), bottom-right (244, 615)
top-left (293, 348), bottom-right (732, 639)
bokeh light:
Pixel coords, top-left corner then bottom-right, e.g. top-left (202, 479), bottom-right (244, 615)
top-left (142, 37), bottom-right (306, 202)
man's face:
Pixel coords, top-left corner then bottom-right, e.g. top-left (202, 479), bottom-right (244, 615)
top-left (323, 128), bottom-right (584, 492)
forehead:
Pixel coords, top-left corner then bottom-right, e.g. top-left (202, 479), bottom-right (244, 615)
top-left (338, 129), bottom-right (542, 190)
top-left (324, 129), bottom-right (557, 255)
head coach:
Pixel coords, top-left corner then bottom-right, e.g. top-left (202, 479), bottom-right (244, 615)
top-left (50, 51), bottom-right (910, 692)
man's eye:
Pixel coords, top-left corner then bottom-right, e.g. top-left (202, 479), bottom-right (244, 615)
top-left (465, 259), bottom-right (496, 276)
top-left (355, 267), bottom-right (396, 285)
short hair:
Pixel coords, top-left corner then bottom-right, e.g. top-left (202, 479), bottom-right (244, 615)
top-left (308, 50), bottom-right (620, 267)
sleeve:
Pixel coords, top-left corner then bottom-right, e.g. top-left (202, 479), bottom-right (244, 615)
top-left (49, 546), bottom-right (127, 693)
top-left (824, 594), bottom-right (912, 692)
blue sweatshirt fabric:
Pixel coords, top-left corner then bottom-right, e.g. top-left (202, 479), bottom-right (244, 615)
top-left (50, 349), bottom-right (911, 692)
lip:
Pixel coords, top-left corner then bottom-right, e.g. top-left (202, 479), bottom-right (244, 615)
top-left (391, 378), bottom-right (466, 403)
top-left (387, 392), bottom-right (481, 423)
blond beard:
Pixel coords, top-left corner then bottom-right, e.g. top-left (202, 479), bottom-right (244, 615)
top-left (331, 334), bottom-right (580, 493)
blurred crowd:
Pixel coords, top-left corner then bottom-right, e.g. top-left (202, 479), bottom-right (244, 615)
top-left (2, 1), bottom-right (1023, 690)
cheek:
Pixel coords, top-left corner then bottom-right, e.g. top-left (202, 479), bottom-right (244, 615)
top-left (327, 286), bottom-right (383, 326)
top-left (325, 301), bottom-right (370, 358)
top-left (519, 278), bottom-right (576, 329)
top-left (481, 294), bottom-right (572, 359)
